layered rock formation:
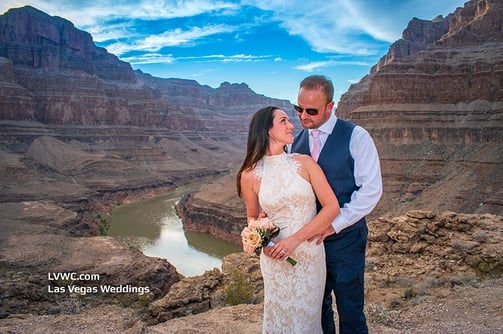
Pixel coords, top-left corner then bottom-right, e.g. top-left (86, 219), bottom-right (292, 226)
top-left (136, 72), bottom-right (299, 131)
top-left (175, 173), bottom-right (247, 244)
top-left (336, 0), bottom-right (503, 217)
top-left (0, 6), bottom-right (134, 81)
top-left (0, 6), bottom-right (291, 131)
top-left (0, 5), bottom-right (293, 222)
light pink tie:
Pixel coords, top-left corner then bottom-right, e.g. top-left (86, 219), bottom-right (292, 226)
top-left (311, 129), bottom-right (321, 161)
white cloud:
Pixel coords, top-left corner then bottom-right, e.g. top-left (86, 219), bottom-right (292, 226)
top-left (143, 24), bottom-right (234, 48)
top-left (295, 61), bottom-right (332, 72)
top-left (186, 53), bottom-right (273, 62)
top-left (104, 42), bottom-right (138, 57)
top-left (237, 1), bottom-right (386, 55)
top-left (221, 54), bottom-right (270, 62)
top-left (120, 53), bottom-right (175, 65)
top-left (105, 24), bottom-right (235, 55)
top-left (122, 52), bottom-right (272, 65)
top-left (1, 0), bottom-right (239, 32)
top-left (295, 59), bottom-right (373, 72)
top-left (0, 0), bottom-right (387, 53)
top-left (86, 22), bottom-right (140, 43)
top-left (240, 0), bottom-right (466, 55)
top-left (4, 0), bottom-right (237, 23)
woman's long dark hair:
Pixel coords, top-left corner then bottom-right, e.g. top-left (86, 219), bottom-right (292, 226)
top-left (236, 106), bottom-right (279, 197)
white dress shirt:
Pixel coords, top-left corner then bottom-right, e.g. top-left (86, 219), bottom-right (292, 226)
top-left (309, 112), bottom-right (383, 233)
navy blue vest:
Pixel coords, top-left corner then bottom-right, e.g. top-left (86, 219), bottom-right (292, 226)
top-left (292, 119), bottom-right (364, 233)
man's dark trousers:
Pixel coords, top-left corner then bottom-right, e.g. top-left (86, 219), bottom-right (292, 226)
top-left (321, 221), bottom-right (368, 334)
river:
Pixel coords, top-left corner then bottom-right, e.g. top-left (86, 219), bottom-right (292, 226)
top-left (108, 183), bottom-right (242, 277)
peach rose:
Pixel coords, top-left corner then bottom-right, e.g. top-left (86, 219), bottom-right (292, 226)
top-left (248, 217), bottom-right (274, 230)
top-left (243, 230), bottom-right (262, 248)
top-left (242, 242), bottom-right (256, 255)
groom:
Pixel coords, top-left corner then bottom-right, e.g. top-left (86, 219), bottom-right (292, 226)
top-left (291, 75), bottom-right (382, 334)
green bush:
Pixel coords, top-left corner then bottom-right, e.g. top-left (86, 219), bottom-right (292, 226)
top-left (224, 270), bottom-right (254, 306)
top-left (96, 213), bottom-right (111, 236)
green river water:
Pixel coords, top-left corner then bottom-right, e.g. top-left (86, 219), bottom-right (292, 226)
top-left (108, 183), bottom-right (242, 277)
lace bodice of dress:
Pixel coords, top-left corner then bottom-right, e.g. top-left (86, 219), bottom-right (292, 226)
top-left (255, 152), bottom-right (316, 238)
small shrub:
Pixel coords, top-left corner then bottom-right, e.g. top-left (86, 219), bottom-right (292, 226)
top-left (377, 273), bottom-right (395, 288)
top-left (117, 293), bottom-right (137, 307)
top-left (96, 213), bottom-right (111, 236)
top-left (389, 296), bottom-right (403, 309)
top-left (423, 276), bottom-right (446, 289)
top-left (138, 294), bottom-right (152, 308)
top-left (447, 274), bottom-right (478, 287)
top-left (475, 258), bottom-right (503, 278)
top-left (224, 270), bottom-right (254, 306)
top-left (56, 294), bottom-right (84, 314)
top-left (403, 285), bottom-right (417, 300)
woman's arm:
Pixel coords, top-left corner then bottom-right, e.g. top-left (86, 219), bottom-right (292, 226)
top-left (269, 156), bottom-right (340, 259)
top-left (240, 169), bottom-right (261, 219)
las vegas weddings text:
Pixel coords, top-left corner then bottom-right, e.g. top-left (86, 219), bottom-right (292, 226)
top-left (47, 272), bottom-right (150, 296)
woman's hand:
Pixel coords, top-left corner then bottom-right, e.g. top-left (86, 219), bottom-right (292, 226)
top-left (263, 245), bottom-right (273, 258)
top-left (269, 236), bottom-right (300, 260)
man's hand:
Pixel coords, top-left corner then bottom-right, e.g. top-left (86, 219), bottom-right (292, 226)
top-left (309, 226), bottom-right (336, 245)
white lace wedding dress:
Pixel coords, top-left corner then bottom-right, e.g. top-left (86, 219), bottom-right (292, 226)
top-left (255, 152), bottom-right (326, 334)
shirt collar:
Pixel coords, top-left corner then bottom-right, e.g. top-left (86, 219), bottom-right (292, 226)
top-left (309, 111), bottom-right (337, 136)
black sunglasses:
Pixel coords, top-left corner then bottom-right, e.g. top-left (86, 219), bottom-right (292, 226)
top-left (293, 104), bottom-right (319, 116)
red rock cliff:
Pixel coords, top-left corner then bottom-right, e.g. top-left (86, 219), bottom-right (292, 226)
top-left (336, 0), bottom-right (503, 216)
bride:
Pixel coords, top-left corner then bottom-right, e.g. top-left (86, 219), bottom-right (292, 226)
top-left (236, 106), bottom-right (340, 333)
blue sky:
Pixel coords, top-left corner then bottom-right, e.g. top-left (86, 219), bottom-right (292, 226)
top-left (1, 0), bottom-right (466, 103)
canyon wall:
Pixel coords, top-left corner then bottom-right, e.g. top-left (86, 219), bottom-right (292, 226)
top-left (0, 6), bottom-right (291, 131)
top-left (0, 5), bottom-right (293, 204)
top-left (336, 0), bottom-right (503, 217)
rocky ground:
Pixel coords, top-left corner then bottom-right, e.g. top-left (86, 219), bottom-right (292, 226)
top-left (1, 280), bottom-right (501, 333)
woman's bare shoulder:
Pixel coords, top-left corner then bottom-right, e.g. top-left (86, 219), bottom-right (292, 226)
top-left (241, 167), bottom-right (258, 181)
top-left (241, 168), bottom-right (252, 176)
top-left (291, 153), bottom-right (316, 165)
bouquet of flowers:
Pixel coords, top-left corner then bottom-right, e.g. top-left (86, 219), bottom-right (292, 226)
top-left (240, 217), bottom-right (297, 266)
